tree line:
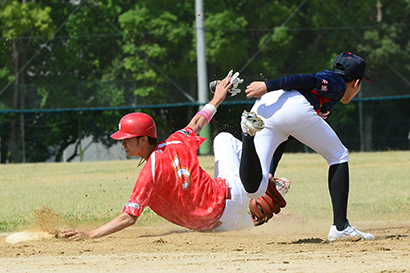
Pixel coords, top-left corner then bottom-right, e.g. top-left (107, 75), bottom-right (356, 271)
top-left (1, 0), bottom-right (410, 162)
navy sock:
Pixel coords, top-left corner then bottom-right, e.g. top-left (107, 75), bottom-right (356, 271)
top-left (239, 134), bottom-right (262, 194)
top-left (269, 139), bottom-right (289, 175)
top-left (328, 162), bottom-right (349, 231)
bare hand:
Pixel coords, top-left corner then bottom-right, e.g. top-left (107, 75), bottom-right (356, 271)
top-left (210, 73), bottom-right (233, 107)
top-left (245, 81), bottom-right (267, 98)
top-left (61, 229), bottom-right (90, 241)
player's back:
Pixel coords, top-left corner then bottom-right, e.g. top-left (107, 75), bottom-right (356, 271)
top-left (148, 129), bottom-right (228, 231)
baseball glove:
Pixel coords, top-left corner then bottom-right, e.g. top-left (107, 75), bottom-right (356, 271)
top-left (249, 177), bottom-right (287, 226)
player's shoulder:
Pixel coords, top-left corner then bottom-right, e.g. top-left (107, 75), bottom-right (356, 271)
top-left (313, 70), bottom-right (345, 88)
top-left (314, 70), bottom-right (343, 82)
top-left (156, 127), bottom-right (204, 155)
top-left (156, 128), bottom-right (194, 151)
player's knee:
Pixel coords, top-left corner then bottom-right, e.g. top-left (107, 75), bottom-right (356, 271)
top-left (214, 132), bottom-right (233, 145)
top-left (213, 132), bottom-right (230, 151)
top-left (326, 146), bottom-right (349, 165)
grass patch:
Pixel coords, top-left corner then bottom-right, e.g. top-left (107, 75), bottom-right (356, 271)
top-left (0, 151), bottom-right (409, 232)
top-left (274, 151), bottom-right (410, 223)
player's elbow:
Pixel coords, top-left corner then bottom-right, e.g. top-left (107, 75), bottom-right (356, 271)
top-left (122, 213), bottom-right (138, 226)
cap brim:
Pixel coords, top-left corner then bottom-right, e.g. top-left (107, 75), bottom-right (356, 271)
top-left (110, 131), bottom-right (137, 140)
top-left (335, 69), bottom-right (370, 82)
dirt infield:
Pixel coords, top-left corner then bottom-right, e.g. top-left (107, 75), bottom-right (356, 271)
top-left (1, 216), bottom-right (409, 272)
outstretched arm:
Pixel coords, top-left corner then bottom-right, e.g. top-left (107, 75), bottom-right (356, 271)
top-left (187, 74), bottom-right (233, 135)
top-left (245, 74), bottom-right (317, 98)
top-left (61, 213), bottom-right (138, 241)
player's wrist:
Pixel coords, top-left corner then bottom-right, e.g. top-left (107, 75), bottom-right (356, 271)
top-left (196, 103), bottom-right (217, 124)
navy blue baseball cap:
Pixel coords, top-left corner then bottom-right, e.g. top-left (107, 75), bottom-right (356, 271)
top-left (333, 52), bottom-right (370, 81)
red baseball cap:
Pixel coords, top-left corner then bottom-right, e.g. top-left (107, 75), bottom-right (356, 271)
top-left (110, 112), bottom-right (157, 140)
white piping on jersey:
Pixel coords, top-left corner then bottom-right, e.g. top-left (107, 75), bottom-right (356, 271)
top-left (151, 152), bottom-right (156, 184)
top-left (157, 140), bottom-right (182, 149)
top-left (124, 201), bottom-right (140, 210)
top-left (150, 140), bottom-right (183, 183)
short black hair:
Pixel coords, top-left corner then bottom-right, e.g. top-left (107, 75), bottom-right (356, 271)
top-left (147, 136), bottom-right (157, 146)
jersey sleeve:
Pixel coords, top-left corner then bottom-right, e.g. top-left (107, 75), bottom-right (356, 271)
top-left (265, 74), bottom-right (318, 92)
top-left (265, 71), bottom-right (346, 103)
top-left (176, 127), bottom-right (206, 154)
top-left (270, 70), bottom-right (347, 116)
top-left (122, 161), bottom-right (155, 217)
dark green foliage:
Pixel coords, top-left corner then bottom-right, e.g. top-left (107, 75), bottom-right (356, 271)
top-left (1, 0), bottom-right (410, 162)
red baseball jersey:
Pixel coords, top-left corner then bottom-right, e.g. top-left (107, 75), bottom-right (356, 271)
top-left (122, 127), bottom-right (229, 231)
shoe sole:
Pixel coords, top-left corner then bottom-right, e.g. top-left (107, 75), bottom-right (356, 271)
top-left (250, 117), bottom-right (264, 129)
top-left (241, 111), bottom-right (265, 136)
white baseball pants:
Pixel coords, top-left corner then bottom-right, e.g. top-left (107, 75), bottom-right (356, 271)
top-left (251, 90), bottom-right (349, 196)
top-left (213, 132), bottom-right (253, 231)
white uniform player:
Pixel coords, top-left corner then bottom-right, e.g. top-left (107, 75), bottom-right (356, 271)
top-left (240, 53), bottom-right (374, 241)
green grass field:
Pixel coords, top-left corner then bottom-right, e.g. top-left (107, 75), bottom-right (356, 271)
top-left (1, 151), bottom-right (409, 233)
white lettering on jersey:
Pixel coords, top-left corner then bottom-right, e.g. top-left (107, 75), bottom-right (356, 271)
top-left (171, 155), bottom-right (192, 190)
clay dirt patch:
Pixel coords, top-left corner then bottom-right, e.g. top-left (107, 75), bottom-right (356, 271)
top-left (1, 216), bottom-right (410, 272)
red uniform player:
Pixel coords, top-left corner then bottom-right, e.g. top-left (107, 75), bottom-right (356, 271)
top-left (61, 71), bottom-right (275, 240)
top-left (122, 126), bottom-right (231, 231)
